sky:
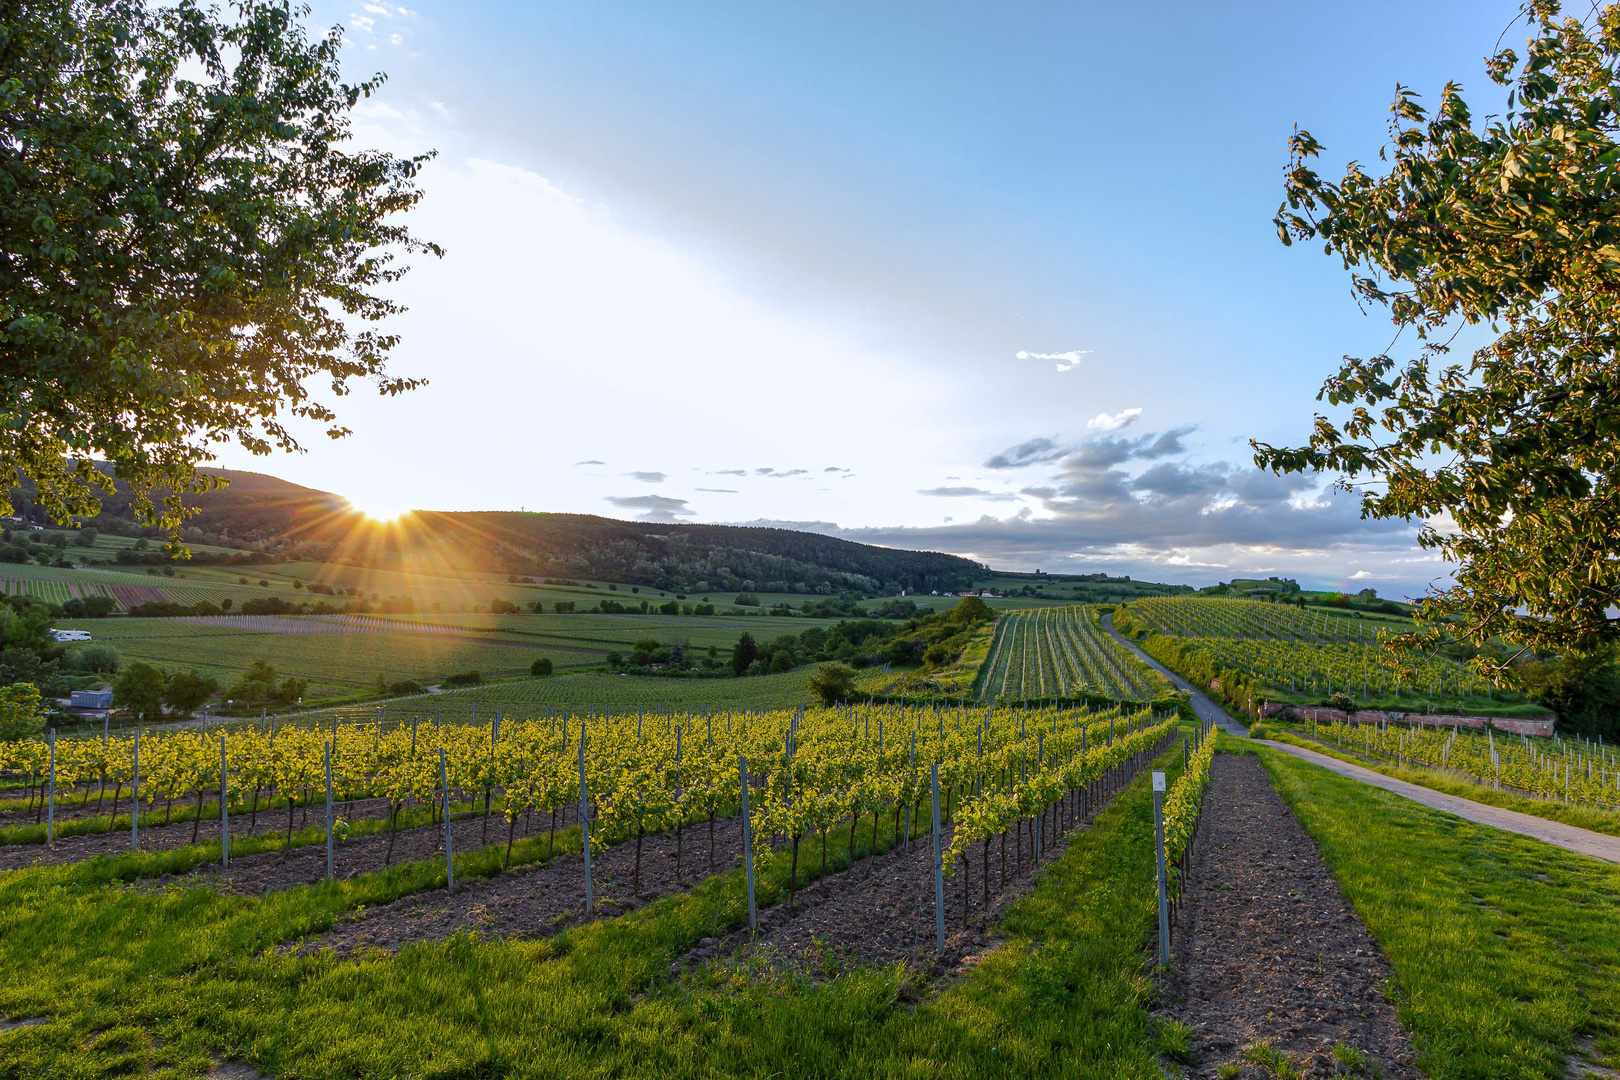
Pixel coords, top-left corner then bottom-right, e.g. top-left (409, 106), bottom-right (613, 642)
top-left (206, 0), bottom-right (1519, 597)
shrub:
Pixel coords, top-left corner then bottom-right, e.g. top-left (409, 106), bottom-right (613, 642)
top-left (441, 670), bottom-right (482, 688)
top-left (61, 595), bottom-right (116, 618)
top-left (0, 683), bottom-right (46, 741)
top-left (553, 601), bottom-right (575, 613)
top-left (387, 679), bottom-right (424, 695)
top-left (530, 657), bottom-right (554, 678)
top-left (734, 592), bottom-right (760, 606)
top-left (659, 600), bottom-right (679, 615)
top-left (71, 644), bottom-right (120, 674)
top-left (490, 598), bottom-right (520, 615)
top-left (809, 662), bottom-right (857, 704)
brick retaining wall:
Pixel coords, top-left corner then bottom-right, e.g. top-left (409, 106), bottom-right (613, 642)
top-left (1259, 702), bottom-right (1556, 738)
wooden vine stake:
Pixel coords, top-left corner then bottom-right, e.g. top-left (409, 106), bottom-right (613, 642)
top-left (220, 735), bottom-right (230, 868)
top-left (740, 755), bottom-right (756, 932)
top-left (578, 731), bottom-right (591, 914)
top-left (931, 763), bottom-right (944, 954)
top-left (324, 740), bottom-right (335, 883)
top-left (131, 728), bottom-right (140, 852)
top-left (45, 728), bottom-right (55, 845)
top-left (1153, 769), bottom-right (1169, 967)
top-left (440, 747), bottom-right (455, 890)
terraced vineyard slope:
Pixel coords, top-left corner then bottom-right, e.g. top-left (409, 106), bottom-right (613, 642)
top-left (976, 605), bottom-right (1167, 703)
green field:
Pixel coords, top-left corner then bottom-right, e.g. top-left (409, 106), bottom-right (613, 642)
top-left (290, 667), bottom-right (819, 725)
top-left (56, 611), bottom-right (818, 698)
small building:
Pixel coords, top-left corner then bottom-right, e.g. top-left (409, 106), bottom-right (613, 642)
top-left (70, 689), bottom-right (113, 710)
top-left (50, 629), bottom-right (91, 642)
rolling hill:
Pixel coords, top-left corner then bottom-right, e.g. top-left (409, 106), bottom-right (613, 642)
top-left (11, 466), bottom-right (987, 596)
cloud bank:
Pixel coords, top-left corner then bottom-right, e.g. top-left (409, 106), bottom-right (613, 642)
top-left (604, 494), bottom-right (695, 522)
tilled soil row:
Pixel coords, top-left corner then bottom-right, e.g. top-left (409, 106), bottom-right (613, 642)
top-left (0, 792), bottom-right (415, 871)
top-left (298, 814), bottom-right (748, 957)
top-left (294, 751), bottom-right (1153, 965)
top-left (1155, 753), bottom-right (1420, 1079)
top-left (669, 737), bottom-right (1180, 980)
top-left (0, 790), bottom-right (400, 841)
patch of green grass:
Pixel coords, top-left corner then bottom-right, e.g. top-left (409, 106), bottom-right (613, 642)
top-left (0, 729), bottom-right (1200, 1078)
top-left (1263, 727), bottom-right (1620, 839)
top-left (1247, 738), bottom-right (1620, 1079)
top-left (1243, 1039), bottom-right (1303, 1079)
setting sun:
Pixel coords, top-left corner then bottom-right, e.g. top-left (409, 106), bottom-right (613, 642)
top-left (348, 500), bottom-right (412, 523)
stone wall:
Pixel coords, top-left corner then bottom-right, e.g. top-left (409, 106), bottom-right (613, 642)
top-left (1259, 702), bottom-right (1555, 738)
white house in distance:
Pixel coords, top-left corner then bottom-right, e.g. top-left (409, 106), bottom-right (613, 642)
top-left (50, 629), bottom-right (91, 642)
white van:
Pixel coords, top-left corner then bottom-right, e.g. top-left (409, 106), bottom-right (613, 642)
top-left (50, 629), bottom-right (92, 643)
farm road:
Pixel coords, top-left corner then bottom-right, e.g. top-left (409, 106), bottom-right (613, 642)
top-left (1098, 614), bottom-right (1620, 865)
top-left (1258, 741), bottom-right (1620, 866)
top-left (1099, 615), bottom-right (1248, 736)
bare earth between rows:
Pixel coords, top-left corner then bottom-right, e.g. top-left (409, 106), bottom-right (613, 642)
top-left (1157, 753), bottom-right (1419, 1079)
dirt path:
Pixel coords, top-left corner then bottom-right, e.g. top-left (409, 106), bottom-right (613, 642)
top-left (1156, 754), bottom-right (1420, 1078)
top-left (1261, 740), bottom-right (1620, 866)
top-left (299, 813), bottom-right (748, 957)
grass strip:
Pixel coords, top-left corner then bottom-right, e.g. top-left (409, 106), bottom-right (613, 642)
top-left (1260, 725), bottom-right (1620, 839)
top-left (1241, 736), bottom-right (1620, 1078)
top-left (0, 731), bottom-right (1196, 1078)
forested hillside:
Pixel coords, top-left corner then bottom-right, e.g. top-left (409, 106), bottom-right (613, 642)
top-left (10, 467), bottom-right (985, 595)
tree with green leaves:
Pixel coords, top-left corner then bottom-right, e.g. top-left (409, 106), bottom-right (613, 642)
top-left (808, 662), bottom-right (856, 705)
top-left (112, 661), bottom-right (167, 721)
top-left (0, 682), bottom-right (44, 741)
top-left (730, 632), bottom-right (761, 677)
top-left (0, 0), bottom-right (437, 530)
top-left (1259, 2), bottom-right (1620, 664)
top-left (164, 669), bottom-right (219, 715)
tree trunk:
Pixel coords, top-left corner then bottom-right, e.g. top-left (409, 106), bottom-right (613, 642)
top-left (633, 822), bottom-right (644, 894)
top-left (708, 810), bottom-right (716, 870)
top-left (504, 810), bottom-right (518, 871)
top-left (191, 788), bottom-right (204, 843)
top-left (983, 835), bottom-right (991, 907)
top-left (549, 808), bottom-right (557, 859)
top-left (385, 802), bottom-right (400, 867)
top-left (961, 851), bottom-right (969, 928)
top-left (870, 808), bottom-right (880, 873)
top-left (283, 796), bottom-right (296, 860)
top-left (789, 833), bottom-right (800, 910)
top-left (106, 781), bottom-right (122, 833)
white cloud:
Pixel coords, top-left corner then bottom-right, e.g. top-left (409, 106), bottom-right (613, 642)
top-left (627, 471), bottom-right (666, 483)
top-left (363, 3), bottom-right (391, 14)
top-left (351, 15), bottom-right (376, 32)
top-left (1087, 407), bottom-right (1143, 432)
top-left (1016, 348), bottom-right (1089, 372)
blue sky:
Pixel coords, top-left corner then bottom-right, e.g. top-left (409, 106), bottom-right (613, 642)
top-left (211, 0), bottom-right (1516, 596)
